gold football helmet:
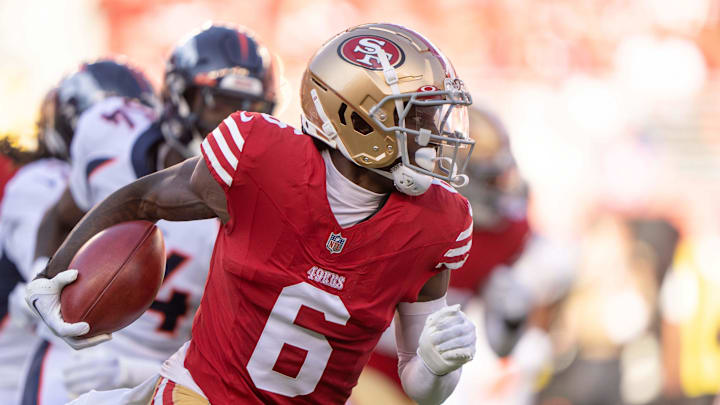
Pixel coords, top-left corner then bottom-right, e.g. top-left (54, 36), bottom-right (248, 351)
top-left (300, 23), bottom-right (474, 189)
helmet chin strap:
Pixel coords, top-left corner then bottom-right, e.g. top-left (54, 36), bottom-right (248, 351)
top-left (368, 164), bottom-right (434, 196)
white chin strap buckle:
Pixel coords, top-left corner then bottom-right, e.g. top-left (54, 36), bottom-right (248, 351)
top-left (390, 164), bottom-right (433, 196)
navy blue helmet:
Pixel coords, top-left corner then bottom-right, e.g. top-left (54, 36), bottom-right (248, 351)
top-left (40, 59), bottom-right (156, 160)
top-left (162, 23), bottom-right (277, 156)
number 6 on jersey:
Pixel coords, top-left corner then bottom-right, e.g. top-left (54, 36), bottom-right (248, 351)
top-left (246, 282), bottom-right (350, 397)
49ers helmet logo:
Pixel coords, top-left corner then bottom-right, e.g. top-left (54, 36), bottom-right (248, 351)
top-left (338, 35), bottom-right (405, 70)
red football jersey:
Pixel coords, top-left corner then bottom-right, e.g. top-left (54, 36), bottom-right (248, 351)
top-left (450, 218), bottom-right (530, 293)
top-left (186, 111), bottom-right (473, 404)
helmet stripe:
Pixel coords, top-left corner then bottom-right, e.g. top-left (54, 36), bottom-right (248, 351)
top-left (237, 33), bottom-right (249, 62)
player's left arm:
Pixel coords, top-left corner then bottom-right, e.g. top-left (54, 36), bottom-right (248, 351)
top-left (395, 270), bottom-right (477, 405)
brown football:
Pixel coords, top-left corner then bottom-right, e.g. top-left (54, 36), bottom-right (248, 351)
top-left (60, 220), bottom-right (166, 338)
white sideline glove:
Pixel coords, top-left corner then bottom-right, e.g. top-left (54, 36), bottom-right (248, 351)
top-left (9, 282), bottom-right (36, 330)
top-left (417, 304), bottom-right (476, 375)
top-left (63, 350), bottom-right (160, 396)
top-left (25, 269), bottom-right (111, 350)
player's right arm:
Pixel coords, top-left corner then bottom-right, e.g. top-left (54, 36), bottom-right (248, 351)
top-left (26, 156), bottom-right (225, 349)
top-left (29, 111), bottom-right (250, 349)
top-left (38, 156), bottom-right (226, 280)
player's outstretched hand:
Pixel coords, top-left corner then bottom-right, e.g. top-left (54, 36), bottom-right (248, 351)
top-left (25, 269), bottom-right (111, 350)
top-left (417, 304), bottom-right (476, 375)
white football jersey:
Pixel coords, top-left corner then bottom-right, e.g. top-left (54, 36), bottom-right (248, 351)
top-left (68, 96), bottom-right (158, 212)
top-left (20, 97), bottom-right (218, 405)
top-left (0, 158), bottom-right (69, 401)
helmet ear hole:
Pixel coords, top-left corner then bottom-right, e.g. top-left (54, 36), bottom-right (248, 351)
top-left (351, 112), bottom-right (373, 135)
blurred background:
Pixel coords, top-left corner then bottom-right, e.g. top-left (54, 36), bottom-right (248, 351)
top-left (2, 0), bottom-right (720, 404)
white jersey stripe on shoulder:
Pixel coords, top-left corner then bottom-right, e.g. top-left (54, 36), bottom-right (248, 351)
top-left (437, 256), bottom-right (469, 270)
top-left (223, 116), bottom-right (245, 152)
top-left (456, 222), bottom-right (472, 241)
top-left (211, 128), bottom-right (238, 170)
top-left (202, 139), bottom-right (233, 187)
top-left (432, 178), bottom-right (457, 194)
top-left (445, 240), bottom-right (472, 257)
top-left (238, 111), bottom-right (253, 122)
top-left (153, 377), bottom-right (168, 405)
top-left (455, 201), bottom-right (473, 241)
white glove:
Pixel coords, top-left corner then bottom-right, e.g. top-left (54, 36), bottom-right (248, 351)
top-left (417, 304), bottom-right (476, 375)
top-left (63, 350), bottom-right (160, 396)
top-left (9, 282), bottom-right (36, 330)
top-left (25, 269), bottom-right (111, 350)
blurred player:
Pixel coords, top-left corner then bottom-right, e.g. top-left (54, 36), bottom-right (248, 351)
top-left (22, 24), bottom-right (277, 405)
top-left (0, 144), bottom-right (66, 405)
top-left (0, 59), bottom-right (155, 405)
top-left (0, 129), bottom-right (65, 405)
top-left (30, 23), bottom-right (478, 404)
top-left (444, 109), bottom-right (574, 405)
top-left (352, 106), bottom-right (531, 404)
top-left (452, 107), bottom-right (529, 307)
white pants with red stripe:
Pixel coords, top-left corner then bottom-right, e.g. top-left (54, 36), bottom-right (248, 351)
top-left (67, 375), bottom-right (157, 405)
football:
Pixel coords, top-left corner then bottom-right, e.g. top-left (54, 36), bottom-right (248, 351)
top-left (60, 220), bottom-right (166, 338)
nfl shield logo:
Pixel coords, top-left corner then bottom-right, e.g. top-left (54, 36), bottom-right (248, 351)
top-left (326, 232), bottom-right (347, 254)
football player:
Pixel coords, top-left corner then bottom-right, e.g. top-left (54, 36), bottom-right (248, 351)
top-left (0, 59), bottom-right (155, 405)
top-left (459, 107), bottom-right (531, 357)
top-left (22, 25), bottom-right (277, 405)
top-left (30, 24), bottom-right (477, 405)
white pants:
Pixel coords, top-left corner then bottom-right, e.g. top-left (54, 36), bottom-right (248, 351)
top-left (0, 386), bottom-right (19, 405)
top-left (67, 375), bottom-right (157, 405)
top-left (17, 340), bottom-right (71, 405)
